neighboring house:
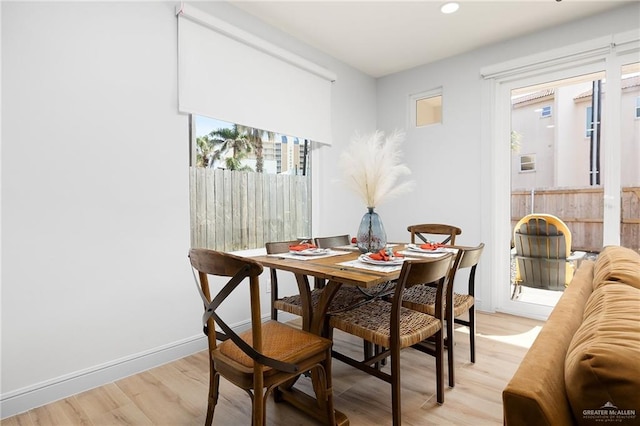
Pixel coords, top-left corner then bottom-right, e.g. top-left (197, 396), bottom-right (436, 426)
top-left (511, 75), bottom-right (640, 190)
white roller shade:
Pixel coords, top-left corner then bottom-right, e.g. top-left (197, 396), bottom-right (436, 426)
top-left (177, 4), bottom-right (335, 145)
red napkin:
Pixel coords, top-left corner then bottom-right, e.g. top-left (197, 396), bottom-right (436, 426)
top-left (369, 248), bottom-right (404, 261)
top-left (289, 242), bottom-right (317, 251)
top-left (420, 243), bottom-right (444, 250)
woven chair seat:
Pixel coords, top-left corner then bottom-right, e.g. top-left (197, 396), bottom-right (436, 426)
top-left (217, 320), bottom-right (331, 373)
top-left (329, 298), bottom-right (441, 348)
top-left (401, 284), bottom-right (475, 317)
top-left (274, 283), bottom-right (392, 316)
top-left (452, 293), bottom-right (474, 317)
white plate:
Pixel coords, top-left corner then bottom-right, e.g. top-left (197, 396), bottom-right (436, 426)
top-left (406, 244), bottom-right (447, 253)
top-left (289, 248), bottom-right (330, 256)
top-left (358, 254), bottom-right (405, 266)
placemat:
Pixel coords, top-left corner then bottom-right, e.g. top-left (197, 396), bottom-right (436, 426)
top-left (266, 249), bottom-right (350, 261)
top-left (337, 259), bottom-right (404, 272)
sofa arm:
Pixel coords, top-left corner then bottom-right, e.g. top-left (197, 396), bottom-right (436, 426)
top-left (503, 261), bottom-right (595, 426)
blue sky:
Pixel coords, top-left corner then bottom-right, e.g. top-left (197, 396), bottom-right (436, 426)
top-left (194, 116), bottom-right (232, 137)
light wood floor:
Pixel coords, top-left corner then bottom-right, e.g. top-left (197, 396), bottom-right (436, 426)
top-left (1, 312), bottom-right (542, 426)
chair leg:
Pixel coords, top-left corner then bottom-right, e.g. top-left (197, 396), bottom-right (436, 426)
top-left (321, 350), bottom-right (337, 426)
top-left (205, 365), bottom-right (220, 426)
top-left (252, 389), bottom-right (267, 426)
top-left (390, 343), bottom-right (402, 426)
top-left (363, 341), bottom-right (372, 360)
top-left (252, 367), bottom-right (265, 426)
top-left (377, 345), bottom-right (387, 366)
top-left (446, 317), bottom-right (455, 388)
top-left (435, 329), bottom-right (444, 404)
top-left (469, 306), bottom-right (476, 363)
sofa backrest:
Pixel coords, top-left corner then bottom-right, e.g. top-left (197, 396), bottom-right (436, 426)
top-left (503, 260), bottom-right (595, 426)
top-left (593, 245), bottom-right (640, 291)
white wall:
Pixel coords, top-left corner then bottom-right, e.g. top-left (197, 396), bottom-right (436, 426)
top-left (0, 1), bottom-right (376, 417)
top-left (375, 4), bottom-right (640, 304)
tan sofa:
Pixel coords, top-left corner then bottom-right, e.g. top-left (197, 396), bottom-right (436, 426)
top-left (503, 246), bottom-right (640, 426)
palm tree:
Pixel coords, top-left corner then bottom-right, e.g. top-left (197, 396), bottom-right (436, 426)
top-left (195, 134), bottom-right (224, 168)
top-left (209, 126), bottom-right (254, 171)
top-left (236, 125), bottom-right (275, 173)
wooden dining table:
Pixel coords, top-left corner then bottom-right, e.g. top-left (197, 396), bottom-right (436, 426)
top-left (250, 243), bottom-right (450, 425)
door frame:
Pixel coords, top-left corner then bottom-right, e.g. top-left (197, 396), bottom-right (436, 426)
top-left (479, 31), bottom-right (639, 320)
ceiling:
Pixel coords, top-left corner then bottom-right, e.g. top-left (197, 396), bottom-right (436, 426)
top-left (229, 1), bottom-right (632, 78)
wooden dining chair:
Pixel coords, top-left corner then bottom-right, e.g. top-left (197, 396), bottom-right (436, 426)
top-left (400, 243), bottom-right (485, 387)
top-left (267, 239), bottom-right (367, 320)
top-left (312, 234), bottom-right (351, 290)
top-left (316, 234), bottom-right (397, 365)
top-left (314, 234), bottom-right (351, 249)
top-left (407, 223), bottom-right (462, 245)
top-left (328, 254), bottom-right (454, 426)
top-left (188, 248), bottom-right (336, 426)
top-left (266, 240), bottom-right (301, 320)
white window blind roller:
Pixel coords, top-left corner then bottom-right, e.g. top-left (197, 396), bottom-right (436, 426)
top-left (177, 5), bottom-right (335, 145)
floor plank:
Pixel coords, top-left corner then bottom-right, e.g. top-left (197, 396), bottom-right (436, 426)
top-left (1, 312), bottom-right (540, 425)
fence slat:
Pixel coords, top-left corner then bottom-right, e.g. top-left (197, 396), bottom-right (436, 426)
top-left (511, 186), bottom-right (639, 251)
top-left (190, 167), bottom-right (311, 251)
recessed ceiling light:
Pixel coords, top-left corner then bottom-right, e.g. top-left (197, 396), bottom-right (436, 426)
top-left (441, 2), bottom-right (460, 14)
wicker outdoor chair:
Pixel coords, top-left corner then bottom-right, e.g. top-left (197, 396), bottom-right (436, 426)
top-left (512, 214), bottom-right (585, 298)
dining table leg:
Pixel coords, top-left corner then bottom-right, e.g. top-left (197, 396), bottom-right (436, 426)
top-left (275, 275), bottom-right (349, 425)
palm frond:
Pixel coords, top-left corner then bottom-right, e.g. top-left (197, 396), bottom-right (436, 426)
top-left (339, 130), bottom-right (414, 207)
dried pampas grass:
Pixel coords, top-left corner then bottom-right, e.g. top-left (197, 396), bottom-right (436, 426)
top-left (339, 130), bottom-right (414, 208)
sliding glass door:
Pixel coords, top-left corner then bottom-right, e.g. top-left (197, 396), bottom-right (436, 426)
top-left (485, 33), bottom-right (639, 320)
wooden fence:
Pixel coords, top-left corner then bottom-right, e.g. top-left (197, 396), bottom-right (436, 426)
top-left (190, 167), bottom-right (311, 251)
top-left (511, 186), bottom-right (640, 252)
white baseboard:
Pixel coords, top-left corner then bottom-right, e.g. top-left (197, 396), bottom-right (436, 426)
top-left (0, 335), bottom-right (207, 419)
top-left (0, 312), bottom-right (300, 420)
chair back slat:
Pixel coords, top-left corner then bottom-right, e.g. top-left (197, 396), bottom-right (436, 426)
top-left (314, 234), bottom-right (350, 248)
top-left (190, 248), bottom-right (263, 277)
top-left (407, 224), bottom-right (462, 245)
top-left (449, 243), bottom-right (485, 298)
top-left (457, 243), bottom-right (485, 270)
top-left (265, 240), bottom-right (301, 255)
top-left (393, 253), bottom-right (454, 323)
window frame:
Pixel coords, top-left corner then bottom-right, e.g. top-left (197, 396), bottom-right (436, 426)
top-left (519, 154), bottom-right (536, 172)
top-left (585, 105), bottom-right (594, 137)
top-left (409, 88), bottom-right (443, 128)
top-left (189, 114), bottom-right (313, 252)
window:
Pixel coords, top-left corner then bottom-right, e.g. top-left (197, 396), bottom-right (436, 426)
top-left (519, 154), bottom-right (536, 172)
top-left (540, 105), bottom-right (552, 118)
top-left (190, 115), bottom-right (312, 251)
top-left (410, 89), bottom-right (442, 127)
top-left (586, 105), bottom-right (593, 137)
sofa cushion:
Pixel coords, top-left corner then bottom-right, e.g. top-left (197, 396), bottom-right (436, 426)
top-left (564, 283), bottom-right (640, 425)
top-left (593, 245), bottom-right (640, 291)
